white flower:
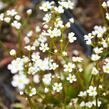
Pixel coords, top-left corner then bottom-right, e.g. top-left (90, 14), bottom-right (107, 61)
top-left (69, 18), bottom-right (74, 23)
top-left (39, 43), bottom-right (49, 52)
top-left (11, 20), bottom-right (21, 29)
top-left (87, 86), bottom-right (97, 97)
top-left (4, 17), bottom-right (11, 23)
top-left (106, 13), bottom-right (109, 20)
top-left (26, 9), bottom-right (32, 15)
top-left (62, 51), bottom-right (67, 56)
top-left (43, 13), bottom-right (51, 23)
top-left (102, 2), bottom-right (107, 8)
top-left (93, 26), bottom-right (106, 38)
top-left (102, 41), bottom-right (108, 48)
top-left (0, 13), bottom-right (4, 21)
top-left (24, 37), bottom-right (30, 44)
top-left (38, 35), bottom-right (47, 43)
top-left (68, 32), bottom-right (76, 43)
top-left (44, 87), bottom-right (49, 93)
top-left (85, 101), bottom-right (93, 108)
top-left (52, 82), bottom-right (63, 92)
top-left (80, 101), bottom-right (86, 107)
top-left (12, 74), bottom-right (29, 90)
top-left (25, 45), bottom-right (35, 51)
top-left (8, 58), bottom-right (24, 74)
top-left (66, 74), bottom-right (76, 83)
top-left (93, 47), bottom-right (103, 54)
top-left (72, 57), bottom-right (83, 62)
top-left (53, 28), bottom-right (61, 37)
top-left (15, 15), bottom-right (21, 21)
top-left (92, 100), bottom-right (101, 107)
top-left (78, 91), bottom-right (87, 97)
top-left (33, 75), bottom-right (40, 84)
top-left (55, 18), bottom-right (64, 28)
top-left (42, 73), bottom-right (52, 85)
top-left (26, 30), bottom-right (33, 37)
top-left (47, 28), bottom-right (61, 38)
top-left (64, 62), bottom-right (75, 72)
top-left (9, 49), bottom-right (16, 56)
top-left (103, 62), bottom-right (109, 74)
top-left (59, 1), bottom-right (74, 9)
top-left (35, 26), bottom-right (41, 33)
top-left (29, 88), bottom-right (37, 96)
top-left (40, 1), bottom-right (53, 12)
top-left (91, 67), bottom-right (99, 75)
top-left (31, 52), bottom-right (40, 62)
top-left (0, 1), bottom-right (6, 10)
top-left (50, 63), bottom-right (59, 70)
top-left (54, 6), bottom-right (64, 13)
top-left (65, 22), bottom-right (71, 28)
top-left (84, 33), bottom-right (93, 45)
top-left (91, 54), bottom-right (100, 61)
top-left (7, 9), bottom-right (17, 16)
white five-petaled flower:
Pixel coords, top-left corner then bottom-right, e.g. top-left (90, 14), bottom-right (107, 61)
top-left (91, 67), bottom-right (99, 75)
top-left (8, 58), bottom-right (24, 74)
top-left (40, 1), bottom-right (54, 12)
top-left (52, 82), bottom-right (63, 92)
top-left (39, 43), bottom-right (49, 52)
top-left (103, 62), bottom-right (109, 74)
top-left (78, 91), bottom-right (87, 97)
top-left (11, 74), bottom-right (29, 90)
top-left (29, 88), bottom-right (37, 97)
top-left (66, 74), bottom-right (77, 83)
top-left (87, 86), bottom-right (97, 97)
top-left (43, 13), bottom-right (51, 23)
top-left (42, 73), bottom-right (52, 85)
top-left (47, 28), bottom-right (61, 38)
top-left (68, 32), bottom-right (76, 43)
top-left (93, 47), bottom-right (103, 54)
top-left (11, 20), bottom-right (21, 29)
top-left (64, 62), bottom-right (75, 72)
top-left (91, 54), bottom-right (100, 61)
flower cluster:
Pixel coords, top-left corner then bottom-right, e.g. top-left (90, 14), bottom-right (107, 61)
top-left (5, 0), bottom-right (109, 108)
top-left (0, 9), bottom-right (21, 29)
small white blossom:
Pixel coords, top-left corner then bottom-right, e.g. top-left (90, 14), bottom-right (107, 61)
top-left (103, 62), bottom-right (109, 74)
top-left (11, 20), bottom-right (21, 29)
top-left (0, 13), bottom-right (4, 21)
top-left (44, 87), bottom-right (49, 93)
top-left (64, 62), bottom-right (75, 72)
top-left (7, 9), bottom-right (17, 16)
top-left (69, 18), bottom-right (74, 23)
top-left (8, 58), bottom-right (24, 74)
top-left (53, 82), bottom-right (63, 92)
top-left (29, 88), bottom-right (37, 96)
top-left (26, 9), bottom-right (32, 15)
top-left (91, 54), bottom-right (100, 61)
top-left (40, 1), bottom-right (54, 12)
top-left (4, 17), bottom-right (11, 23)
top-left (66, 74), bottom-right (77, 83)
top-left (43, 13), bottom-right (51, 23)
top-left (33, 75), bottom-right (40, 84)
top-left (15, 15), bottom-right (21, 20)
top-left (87, 86), bottom-right (97, 97)
top-left (93, 47), bottom-right (103, 54)
top-left (91, 67), bottom-right (99, 75)
top-left (12, 74), bottom-right (29, 90)
top-left (78, 91), bottom-right (87, 97)
top-left (68, 32), bottom-right (76, 43)
top-left (9, 49), bottom-right (16, 56)
top-left (39, 43), bottom-right (49, 52)
top-left (85, 102), bottom-right (93, 108)
top-left (42, 73), bottom-right (52, 85)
